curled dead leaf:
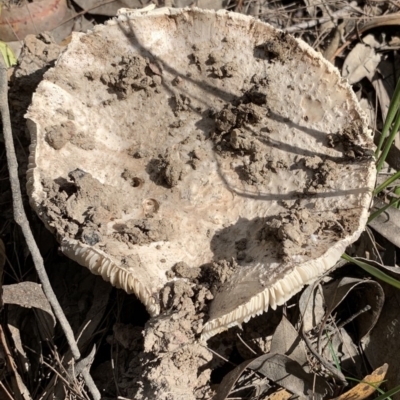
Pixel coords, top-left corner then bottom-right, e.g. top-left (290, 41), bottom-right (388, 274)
top-left (322, 277), bottom-right (384, 342)
top-left (2, 282), bottom-right (56, 340)
top-left (342, 35), bottom-right (381, 84)
top-left (215, 352), bottom-right (331, 400)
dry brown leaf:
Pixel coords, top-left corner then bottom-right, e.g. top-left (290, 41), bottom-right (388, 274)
top-left (270, 316), bottom-right (308, 370)
top-left (299, 283), bottom-right (324, 332)
top-left (369, 199), bottom-right (400, 249)
top-left (247, 353), bottom-right (330, 398)
top-left (303, 0), bottom-right (329, 19)
top-left (214, 359), bottom-right (253, 400)
top-left (342, 35), bottom-right (381, 84)
top-left (370, 54), bottom-right (400, 121)
top-left (331, 364), bottom-right (388, 400)
top-left (214, 352), bottom-right (331, 400)
top-left (2, 282), bottom-right (54, 316)
top-left (363, 282), bottom-right (400, 392)
top-left (2, 282), bottom-right (56, 341)
top-left (267, 388), bottom-right (292, 400)
top-left (322, 277), bottom-right (384, 342)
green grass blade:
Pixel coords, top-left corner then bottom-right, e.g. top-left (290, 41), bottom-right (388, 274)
top-left (0, 41), bottom-right (17, 68)
top-left (345, 377), bottom-right (387, 396)
top-left (375, 77), bottom-right (400, 161)
top-left (372, 385), bottom-right (400, 400)
top-left (325, 331), bottom-right (341, 372)
top-left (377, 108), bottom-right (400, 172)
top-left (394, 187), bottom-right (400, 209)
top-left (341, 254), bottom-right (400, 289)
top-left (373, 170), bottom-right (400, 195)
top-left (368, 197), bottom-right (400, 223)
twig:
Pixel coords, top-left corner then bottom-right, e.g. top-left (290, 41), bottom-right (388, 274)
top-left (0, 380), bottom-right (14, 400)
top-left (24, 0), bottom-right (38, 36)
top-left (55, 0), bottom-right (120, 29)
top-left (283, 6), bottom-right (354, 33)
top-left (301, 329), bottom-right (348, 386)
top-left (336, 305), bottom-right (372, 330)
top-left (4, 17), bottom-right (21, 43)
top-left (200, 344), bottom-right (236, 366)
top-left (41, 360), bottom-right (85, 399)
top-left (72, 345), bottom-right (97, 377)
top-left (236, 333), bottom-right (257, 355)
top-left (0, 59), bottom-right (100, 399)
top-left (235, 0), bottom-right (244, 12)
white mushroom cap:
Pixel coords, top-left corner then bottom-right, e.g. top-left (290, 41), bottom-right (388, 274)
top-left (26, 7), bottom-right (375, 338)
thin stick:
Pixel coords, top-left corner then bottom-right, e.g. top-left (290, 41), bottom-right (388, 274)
top-left (236, 333), bottom-right (257, 355)
top-left (55, 0), bottom-right (120, 29)
top-left (4, 17), bottom-right (22, 43)
top-left (301, 329), bottom-right (347, 385)
top-left (201, 344), bottom-right (236, 366)
top-left (24, 0), bottom-right (38, 36)
top-left (283, 6), bottom-right (353, 33)
top-left (41, 360), bottom-right (84, 398)
top-left (0, 59), bottom-right (100, 399)
top-left (0, 380), bottom-right (14, 400)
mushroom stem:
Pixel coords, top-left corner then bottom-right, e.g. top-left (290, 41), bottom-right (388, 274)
top-left (137, 309), bottom-right (212, 400)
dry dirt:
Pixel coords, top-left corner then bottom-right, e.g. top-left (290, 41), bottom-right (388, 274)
top-left (23, 10), bottom-right (375, 399)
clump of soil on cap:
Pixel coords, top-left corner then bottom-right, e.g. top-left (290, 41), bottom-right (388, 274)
top-left (45, 120), bottom-right (95, 151)
top-left (259, 206), bottom-right (358, 260)
top-left (113, 219), bottom-right (173, 246)
top-left (99, 55), bottom-right (162, 99)
top-left (145, 150), bottom-right (187, 188)
top-left (42, 169), bottom-right (128, 240)
top-left (41, 168), bottom-right (173, 249)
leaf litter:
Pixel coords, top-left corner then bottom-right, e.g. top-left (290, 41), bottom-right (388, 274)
top-left (0, 2), bottom-right (400, 399)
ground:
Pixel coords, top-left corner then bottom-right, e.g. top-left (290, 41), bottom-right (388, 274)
top-left (0, 1), bottom-right (400, 399)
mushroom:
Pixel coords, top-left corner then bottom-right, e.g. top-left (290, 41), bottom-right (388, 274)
top-left (26, 7), bottom-right (376, 341)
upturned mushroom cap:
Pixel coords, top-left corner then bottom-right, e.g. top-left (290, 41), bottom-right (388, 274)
top-left (26, 7), bottom-right (376, 339)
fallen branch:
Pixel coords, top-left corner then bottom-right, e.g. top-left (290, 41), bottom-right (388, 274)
top-left (0, 57), bottom-right (100, 400)
top-left (283, 5), bottom-right (354, 33)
